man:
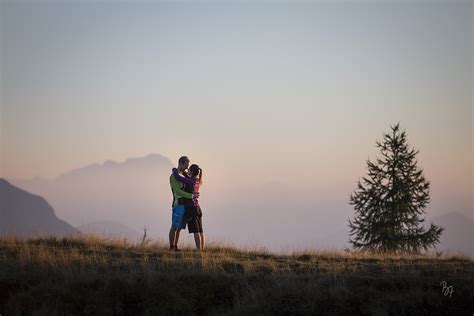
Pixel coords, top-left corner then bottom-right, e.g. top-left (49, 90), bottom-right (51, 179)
top-left (168, 156), bottom-right (198, 251)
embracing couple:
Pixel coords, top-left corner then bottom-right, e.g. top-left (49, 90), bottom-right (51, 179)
top-left (168, 156), bottom-right (205, 252)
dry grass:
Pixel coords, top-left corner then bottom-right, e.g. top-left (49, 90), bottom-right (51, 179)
top-left (0, 233), bottom-right (473, 315)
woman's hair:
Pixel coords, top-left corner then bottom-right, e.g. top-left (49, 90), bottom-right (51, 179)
top-left (189, 164), bottom-right (203, 184)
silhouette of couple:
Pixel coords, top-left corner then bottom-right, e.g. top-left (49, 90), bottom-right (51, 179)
top-left (168, 156), bottom-right (204, 251)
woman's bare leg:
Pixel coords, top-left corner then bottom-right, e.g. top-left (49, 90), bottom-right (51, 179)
top-left (199, 233), bottom-right (205, 250)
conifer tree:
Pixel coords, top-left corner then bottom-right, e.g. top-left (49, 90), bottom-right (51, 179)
top-left (348, 123), bottom-right (444, 254)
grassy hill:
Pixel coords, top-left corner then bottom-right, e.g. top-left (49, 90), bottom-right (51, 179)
top-left (0, 234), bottom-right (472, 315)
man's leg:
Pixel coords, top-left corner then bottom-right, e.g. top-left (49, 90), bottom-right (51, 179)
top-left (193, 233), bottom-right (201, 250)
top-left (169, 228), bottom-right (182, 251)
top-left (170, 205), bottom-right (185, 251)
top-left (169, 227), bottom-right (176, 250)
top-left (175, 229), bottom-right (181, 248)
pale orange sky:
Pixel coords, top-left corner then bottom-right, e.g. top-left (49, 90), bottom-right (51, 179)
top-left (1, 1), bottom-right (472, 216)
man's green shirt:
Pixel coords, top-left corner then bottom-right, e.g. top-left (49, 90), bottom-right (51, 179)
top-left (170, 173), bottom-right (193, 207)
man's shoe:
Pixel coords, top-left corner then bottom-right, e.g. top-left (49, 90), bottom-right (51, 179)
top-left (173, 246), bottom-right (182, 252)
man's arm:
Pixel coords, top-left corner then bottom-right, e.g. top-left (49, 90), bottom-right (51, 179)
top-left (170, 174), bottom-right (193, 199)
top-left (172, 168), bottom-right (195, 186)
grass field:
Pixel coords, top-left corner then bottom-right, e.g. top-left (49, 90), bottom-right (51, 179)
top-left (0, 234), bottom-right (472, 315)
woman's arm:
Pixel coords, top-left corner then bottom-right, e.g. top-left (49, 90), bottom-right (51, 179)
top-left (172, 168), bottom-right (195, 186)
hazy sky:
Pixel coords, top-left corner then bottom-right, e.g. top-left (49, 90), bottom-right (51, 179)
top-left (1, 1), bottom-right (472, 216)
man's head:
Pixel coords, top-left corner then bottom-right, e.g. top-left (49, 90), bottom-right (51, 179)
top-left (177, 156), bottom-right (190, 172)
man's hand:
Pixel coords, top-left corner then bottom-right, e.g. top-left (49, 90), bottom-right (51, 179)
top-left (194, 192), bottom-right (200, 199)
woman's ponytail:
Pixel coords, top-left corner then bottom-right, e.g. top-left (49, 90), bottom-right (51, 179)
top-left (198, 168), bottom-right (203, 184)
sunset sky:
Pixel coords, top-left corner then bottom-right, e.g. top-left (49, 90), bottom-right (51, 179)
top-left (1, 1), bottom-right (472, 221)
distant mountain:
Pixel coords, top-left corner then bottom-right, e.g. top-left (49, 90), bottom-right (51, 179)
top-left (8, 153), bottom-right (175, 236)
top-left (77, 220), bottom-right (142, 242)
top-left (55, 153), bottom-right (173, 181)
top-left (0, 178), bottom-right (79, 236)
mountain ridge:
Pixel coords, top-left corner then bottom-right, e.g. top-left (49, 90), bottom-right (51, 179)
top-left (0, 178), bottom-right (79, 236)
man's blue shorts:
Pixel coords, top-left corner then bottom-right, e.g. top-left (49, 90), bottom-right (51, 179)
top-left (171, 205), bottom-right (186, 230)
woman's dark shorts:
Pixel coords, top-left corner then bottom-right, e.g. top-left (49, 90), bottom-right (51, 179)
top-left (184, 204), bottom-right (203, 234)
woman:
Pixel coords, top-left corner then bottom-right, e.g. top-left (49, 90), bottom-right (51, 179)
top-left (172, 164), bottom-right (205, 251)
